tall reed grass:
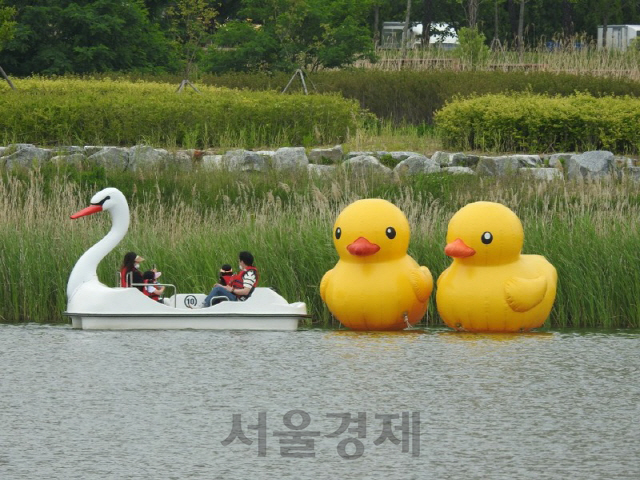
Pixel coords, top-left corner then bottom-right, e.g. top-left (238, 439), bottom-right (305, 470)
top-left (1, 166), bottom-right (639, 329)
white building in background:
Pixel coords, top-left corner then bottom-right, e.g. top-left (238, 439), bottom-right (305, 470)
top-left (597, 25), bottom-right (640, 51)
top-left (381, 22), bottom-right (458, 50)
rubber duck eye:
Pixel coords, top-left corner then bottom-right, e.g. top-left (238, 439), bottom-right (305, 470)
top-left (481, 232), bottom-right (493, 244)
top-left (386, 227), bottom-right (396, 239)
top-left (335, 227), bottom-right (342, 240)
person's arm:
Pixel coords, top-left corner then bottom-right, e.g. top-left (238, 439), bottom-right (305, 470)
top-left (230, 285), bottom-right (250, 296)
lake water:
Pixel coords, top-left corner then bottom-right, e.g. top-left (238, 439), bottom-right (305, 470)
top-left (1, 325), bottom-right (638, 479)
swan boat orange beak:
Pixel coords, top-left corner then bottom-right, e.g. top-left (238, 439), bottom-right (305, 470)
top-left (71, 205), bottom-right (103, 219)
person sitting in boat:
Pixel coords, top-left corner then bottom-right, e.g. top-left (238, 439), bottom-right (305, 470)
top-left (218, 264), bottom-right (234, 286)
top-left (120, 252), bottom-right (145, 291)
top-left (203, 251), bottom-right (259, 307)
top-left (142, 270), bottom-right (165, 302)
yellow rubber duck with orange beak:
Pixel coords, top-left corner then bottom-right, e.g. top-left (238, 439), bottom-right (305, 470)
top-left (320, 199), bottom-right (433, 330)
top-left (436, 201), bottom-right (557, 332)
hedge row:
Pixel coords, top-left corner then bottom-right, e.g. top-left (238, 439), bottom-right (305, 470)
top-left (434, 92), bottom-right (640, 153)
top-left (0, 77), bottom-right (362, 147)
top-left (103, 70), bottom-right (640, 125)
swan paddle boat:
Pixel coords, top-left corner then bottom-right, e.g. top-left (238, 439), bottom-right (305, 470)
top-left (64, 187), bottom-right (308, 330)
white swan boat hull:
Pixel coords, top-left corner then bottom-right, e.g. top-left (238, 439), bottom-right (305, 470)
top-left (65, 288), bottom-right (308, 331)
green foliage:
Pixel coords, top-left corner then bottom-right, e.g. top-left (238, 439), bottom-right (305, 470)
top-left (206, 0), bottom-right (375, 73)
top-left (0, 77), bottom-right (362, 147)
top-left (0, 0), bottom-right (177, 75)
top-left (434, 92), bottom-right (640, 153)
top-left (167, 0), bottom-right (217, 78)
top-left (455, 26), bottom-right (490, 68)
top-left (0, 1), bottom-right (16, 50)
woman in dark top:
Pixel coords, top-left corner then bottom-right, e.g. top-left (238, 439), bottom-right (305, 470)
top-left (120, 251), bottom-right (144, 291)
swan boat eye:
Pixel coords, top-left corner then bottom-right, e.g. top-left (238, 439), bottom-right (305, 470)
top-left (481, 232), bottom-right (493, 244)
top-left (335, 227), bottom-right (341, 239)
top-left (385, 227), bottom-right (396, 239)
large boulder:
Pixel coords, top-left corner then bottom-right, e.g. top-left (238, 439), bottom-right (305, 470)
top-left (3, 145), bottom-right (53, 169)
top-left (442, 166), bottom-right (476, 175)
top-left (221, 149), bottom-right (268, 172)
top-left (347, 151), bottom-right (374, 159)
top-left (201, 154), bottom-right (223, 170)
top-left (343, 155), bottom-right (392, 175)
top-left (476, 156), bottom-right (521, 176)
top-left (432, 151), bottom-right (479, 167)
top-left (83, 146), bottom-right (104, 156)
top-left (0, 147), bottom-right (5, 157)
top-left (520, 168), bottom-right (564, 181)
top-left (128, 145), bottom-right (171, 170)
top-left (548, 153), bottom-right (573, 168)
top-left (394, 155), bottom-right (440, 175)
top-left (308, 145), bottom-right (343, 164)
top-left (272, 147), bottom-right (308, 170)
top-left (567, 150), bottom-right (614, 181)
top-left (87, 147), bottom-right (129, 170)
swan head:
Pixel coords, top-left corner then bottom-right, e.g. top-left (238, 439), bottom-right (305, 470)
top-left (71, 188), bottom-right (128, 220)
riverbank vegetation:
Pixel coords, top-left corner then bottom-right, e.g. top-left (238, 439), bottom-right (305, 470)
top-left (1, 165), bottom-right (639, 329)
top-left (436, 92), bottom-right (640, 154)
top-left (0, 77), bottom-right (361, 148)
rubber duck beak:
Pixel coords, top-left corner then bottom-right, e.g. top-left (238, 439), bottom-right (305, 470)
top-left (445, 238), bottom-right (476, 258)
top-left (347, 237), bottom-right (381, 256)
top-left (71, 205), bottom-right (103, 219)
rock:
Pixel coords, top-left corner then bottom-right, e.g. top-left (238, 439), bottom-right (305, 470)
top-left (548, 153), bottom-right (573, 168)
top-left (83, 146), bottom-right (104, 156)
top-left (343, 155), bottom-right (392, 175)
top-left (0, 147), bottom-right (5, 157)
top-left (476, 156), bottom-right (521, 176)
top-left (308, 145), bottom-right (343, 164)
top-left (172, 150), bottom-right (194, 169)
top-left (624, 166), bottom-right (640, 181)
top-left (3, 146), bottom-right (53, 169)
top-left (87, 147), bottom-right (129, 170)
top-left (272, 147), bottom-right (308, 170)
top-left (394, 155), bottom-right (440, 175)
top-left (128, 145), bottom-right (171, 170)
top-left (307, 164), bottom-right (337, 177)
top-left (511, 154), bottom-right (542, 167)
top-left (52, 146), bottom-right (84, 155)
top-left (520, 168), bottom-right (564, 181)
top-left (201, 154), bottom-right (223, 170)
top-left (442, 166), bottom-right (476, 175)
top-left (221, 149), bottom-right (268, 172)
top-left (567, 150), bottom-right (614, 181)
top-left (431, 151), bottom-right (450, 166)
top-left (432, 151), bottom-right (479, 167)
top-left (388, 151), bottom-right (421, 162)
top-left (347, 151), bottom-right (374, 159)
top-left (614, 156), bottom-right (634, 169)
top-left (255, 150), bottom-right (276, 158)
top-left (50, 153), bottom-right (87, 167)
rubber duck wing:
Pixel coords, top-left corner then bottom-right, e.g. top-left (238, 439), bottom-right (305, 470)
top-left (504, 276), bottom-right (547, 312)
top-left (410, 266), bottom-right (434, 303)
top-left (320, 269), bottom-right (333, 302)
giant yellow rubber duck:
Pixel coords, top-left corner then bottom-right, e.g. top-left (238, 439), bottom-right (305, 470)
top-left (436, 201), bottom-right (557, 332)
top-left (320, 199), bottom-right (433, 330)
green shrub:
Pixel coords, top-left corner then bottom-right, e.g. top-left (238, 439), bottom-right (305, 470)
top-left (434, 92), bottom-right (640, 153)
top-left (65, 71), bottom-right (640, 126)
top-left (456, 27), bottom-right (490, 69)
top-left (0, 77), bottom-right (362, 147)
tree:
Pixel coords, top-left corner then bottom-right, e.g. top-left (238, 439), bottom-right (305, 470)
top-left (167, 0), bottom-right (217, 90)
top-left (207, 0), bottom-right (375, 73)
top-left (0, 0), bottom-right (16, 88)
top-left (0, 0), bottom-right (177, 75)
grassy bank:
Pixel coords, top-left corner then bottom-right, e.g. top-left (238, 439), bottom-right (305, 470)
top-left (1, 165), bottom-right (639, 329)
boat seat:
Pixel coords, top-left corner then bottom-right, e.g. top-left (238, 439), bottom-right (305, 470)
top-left (208, 296), bottom-right (229, 307)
